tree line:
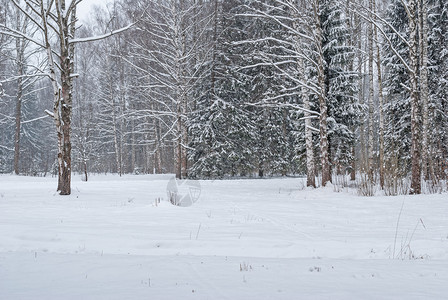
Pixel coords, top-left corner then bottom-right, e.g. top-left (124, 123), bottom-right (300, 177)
top-left (0, 0), bottom-right (446, 195)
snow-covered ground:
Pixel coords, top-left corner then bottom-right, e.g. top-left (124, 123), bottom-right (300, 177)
top-left (1, 174), bottom-right (447, 299)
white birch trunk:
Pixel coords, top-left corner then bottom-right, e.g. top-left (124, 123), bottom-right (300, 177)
top-left (374, 0), bottom-right (385, 189)
top-left (13, 7), bottom-right (26, 175)
top-left (299, 58), bottom-right (316, 187)
top-left (313, 0), bottom-right (331, 186)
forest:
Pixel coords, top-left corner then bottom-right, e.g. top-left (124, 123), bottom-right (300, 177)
top-left (0, 0), bottom-right (447, 195)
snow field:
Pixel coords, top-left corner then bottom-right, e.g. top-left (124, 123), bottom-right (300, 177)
top-left (0, 175), bottom-right (447, 299)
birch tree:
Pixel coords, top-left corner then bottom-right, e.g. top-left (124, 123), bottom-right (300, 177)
top-left (12, 5), bottom-right (34, 175)
top-left (0, 0), bottom-right (80, 192)
top-left (406, 0), bottom-right (422, 194)
top-left (374, 0), bottom-right (386, 189)
top-left (0, 0), bottom-right (9, 92)
top-left (0, 1), bottom-right (14, 171)
top-left (1, 1), bottom-right (46, 174)
top-left (418, 0), bottom-right (431, 182)
top-left (429, 0), bottom-right (448, 180)
top-left (72, 25), bottom-right (98, 181)
top-left (367, 0), bottom-right (375, 182)
top-left (238, 0), bottom-right (332, 185)
top-left (127, 0), bottom-right (211, 179)
top-left (378, 0), bottom-right (433, 193)
top-left (93, 4), bottom-right (132, 176)
top-left (1, 0), bottom-right (132, 194)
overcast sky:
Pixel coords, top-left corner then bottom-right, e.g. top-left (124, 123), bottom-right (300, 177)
top-left (77, 0), bottom-right (110, 22)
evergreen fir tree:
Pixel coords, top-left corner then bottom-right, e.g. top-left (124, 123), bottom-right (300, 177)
top-left (320, 0), bottom-right (359, 175)
top-left (428, 0), bottom-right (448, 179)
top-left (189, 0), bottom-right (256, 178)
top-left (383, 0), bottom-right (411, 178)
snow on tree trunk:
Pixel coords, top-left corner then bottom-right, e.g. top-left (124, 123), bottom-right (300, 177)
top-left (113, 104), bottom-right (121, 177)
top-left (368, 0), bottom-right (375, 183)
top-left (298, 55), bottom-right (316, 187)
top-left (356, 13), bottom-right (366, 175)
top-left (419, 0), bottom-right (431, 182)
top-left (57, 0), bottom-right (74, 195)
top-left (374, 0), bottom-right (385, 189)
top-left (408, 0), bottom-right (422, 194)
top-left (151, 99), bottom-right (163, 174)
top-left (130, 115), bottom-right (136, 173)
top-left (313, 1), bottom-right (331, 186)
top-left (304, 93), bottom-right (316, 188)
top-left (14, 7), bottom-right (25, 175)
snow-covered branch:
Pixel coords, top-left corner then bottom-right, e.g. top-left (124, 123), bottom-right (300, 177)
top-left (306, 125), bottom-right (320, 133)
top-left (0, 73), bottom-right (51, 84)
top-left (247, 101), bottom-right (320, 116)
top-left (69, 22), bottom-right (135, 44)
top-left (21, 115), bottom-right (50, 124)
top-left (0, 145), bottom-right (14, 152)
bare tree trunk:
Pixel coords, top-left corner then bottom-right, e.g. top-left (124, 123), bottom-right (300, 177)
top-left (154, 132), bottom-right (162, 174)
top-left (356, 11), bottom-right (366, 175)
top-left (14, 39), bottom-right (24, 175)
top-left (408, 0), bottom-right (421, 194)
top-left (181, 92), bottom-right (188, 178)
top-left (83, 160), bottom-right (88, 182)
top-left (367, 0), bottom-right (375, 183)
top-left (151, 99), bottom-right (162, 174)
top-left (119, 49), bottom-right (126, 174)
top-left (293, 2), bottom-right (315, 187)
top-left (419, 0), bottom-right (431, 182)
top-left (109, 70), bottom-right (121, 176)
top-left (57, 1), bottom-right (75, 195)
top-left (172, 0), bottom-right (188, 179)
top-left (14, 82), bottom-right (22, 175)
top-left (350, 146), bottom-right (356, 181)
top-left (374, 0), bottom-right (385, 189)
top-left (8, 0), bottom-right (130, 194)
top-left (174, 62), bottom-right (184, 178)
top-left (313, 1), bottom-right (331, 186)
top-left (112, 105), bottom-right (121, 176)
top-left (145, 124), bottom-right (152, 174)
top-left (119, 105), bottom-right (125, 175)
top-left (304, 93), bottom-right (316, 187)
top-left (299, 57), bottom-right (315, 187)
top-left (347, 0), bottom-right (356, 181)
top-left (131, 115), bottom-right (136, 173)
top-left (175, 101), bottom-right (182, 179)
top-left (210, 0), bottom-right (218, 94)
top-left (180, 8), bottom-right (189, 179)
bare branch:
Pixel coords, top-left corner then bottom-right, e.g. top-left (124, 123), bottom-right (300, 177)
top-left (69, 22), bottom-right (135, 44)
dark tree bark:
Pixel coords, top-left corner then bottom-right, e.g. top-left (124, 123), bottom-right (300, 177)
top-left (408, 0), bottom-right (422, 194)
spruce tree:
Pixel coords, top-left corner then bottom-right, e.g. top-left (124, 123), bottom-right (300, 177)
top-left (383, 0), bottom-right (411, 179)
top-left (320, 0), bottom-right (359, 176)
top-left (189, 0), bottom-right (256, 178)
top-left (428, 0), bottom-right (448, 180)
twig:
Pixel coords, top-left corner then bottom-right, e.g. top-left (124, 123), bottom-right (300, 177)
top-left (196, 223), bottom-right (202, 240)
top-left (393, 200), bottom-right (405, 259)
